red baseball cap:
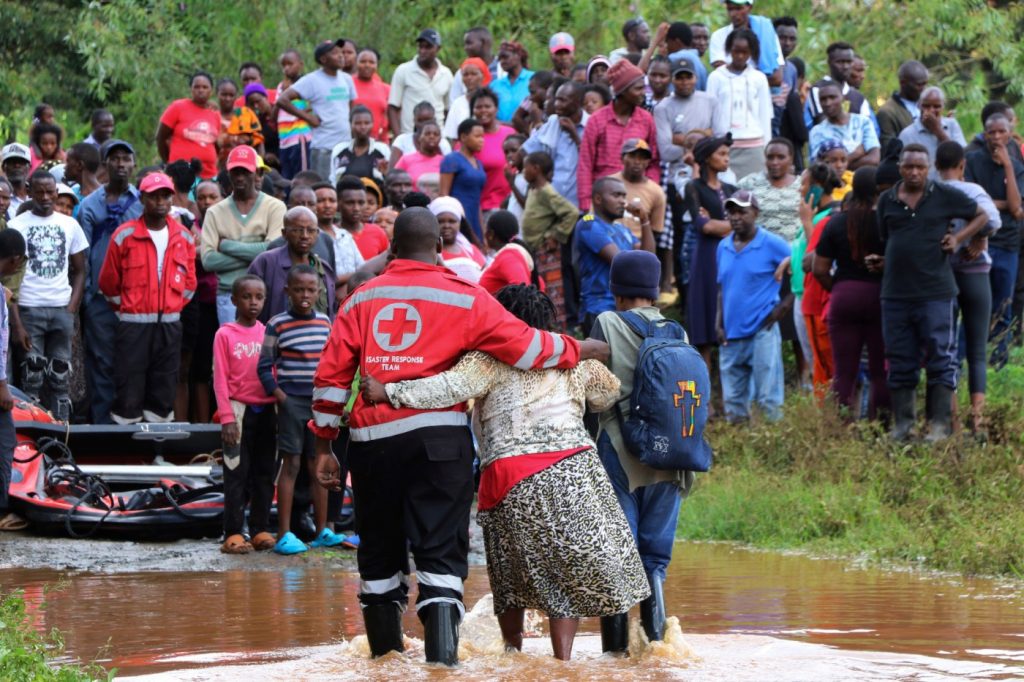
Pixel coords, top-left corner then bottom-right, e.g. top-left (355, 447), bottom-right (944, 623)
top-left (139, 172), bottom-right (175, 194)
top-left (226, 145), bottom-right (258, 173)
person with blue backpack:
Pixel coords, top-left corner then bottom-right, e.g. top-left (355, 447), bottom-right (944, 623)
top-left (589, 249), bottom-right (713, 651)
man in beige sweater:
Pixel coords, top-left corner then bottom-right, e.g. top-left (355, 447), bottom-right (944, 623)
top-left (200, 145), bottom-right (286, 324)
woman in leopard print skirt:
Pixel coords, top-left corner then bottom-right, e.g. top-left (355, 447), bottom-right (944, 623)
top-left (363, 284), bottom-right (649, 661)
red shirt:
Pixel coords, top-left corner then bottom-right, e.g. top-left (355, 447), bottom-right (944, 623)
top-left (160, 99), bottom-right (220, 179)
top-left (802, 212), bottom-right (833, 317)
top-left (353, 74), bottom-right (391, 141)
top-left (351, 223), bottom-right (390, 259)
top-left (577, 104), bottom-right (660, 210)
top-left (479, 243), bottom-right (544, 294)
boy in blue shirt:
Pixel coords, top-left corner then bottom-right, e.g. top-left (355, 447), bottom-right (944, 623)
top-left (715, 190), bottom-right (792, 422)
top-left (574, 175), bottom-right (655, 335)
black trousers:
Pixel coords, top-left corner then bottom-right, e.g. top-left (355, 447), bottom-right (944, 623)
top-left (348, 425), bottom-right (474, 617)
top-left (222, 405), bottom-right (277, 537)
top-left (113, 321), bottom-right (182, 422)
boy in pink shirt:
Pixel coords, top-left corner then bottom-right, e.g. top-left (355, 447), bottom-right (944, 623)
top-left (213, 275), bottom-right (277, 554)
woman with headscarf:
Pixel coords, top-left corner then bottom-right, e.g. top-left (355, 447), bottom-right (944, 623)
top-left (492, 41), bottom-right (534, 123)
top-left (244, 83), bottom-right (279, 158)
top-left (586, 56), bottom-right (611, 86)
top-left (444, 57), bottom-right (492, 144)
top-left (812, 167), bottom-right (890, 418)
top-left (684, 134), bottom-right (735, 369)
top-left (429, 195), bottom-right (486, 282)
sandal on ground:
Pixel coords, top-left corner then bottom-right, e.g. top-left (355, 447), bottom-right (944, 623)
top-left (0, 512), bottom-right (28, 531)
top-left (310, 528), bottom-right (347, 548)
top-left (274, 531), bottom-right (308, 555)
top-left (251, 532), bottom-right (277, 551)
top-left (341, 533), bottom-right (360, 549)
top-left (220, 534), bottom-right (254, 554)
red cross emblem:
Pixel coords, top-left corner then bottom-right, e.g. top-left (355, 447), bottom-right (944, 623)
top-left (372, 303), bottom-right (423, 352)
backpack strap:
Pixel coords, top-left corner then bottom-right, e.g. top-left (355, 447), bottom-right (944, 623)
top-left (617, 310), bottom-right (650, 338)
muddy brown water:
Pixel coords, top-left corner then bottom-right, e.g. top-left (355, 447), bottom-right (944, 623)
top-left (1, 542), bottom-right (1022, 680)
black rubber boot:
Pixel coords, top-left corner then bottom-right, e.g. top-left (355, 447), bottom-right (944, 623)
top-left (600, 613), bottom-right (629, 653)
top-left (363, 603), bottom-right (404, 658)
top-left (421, 602), bottom-right (460, 666)
top-left (888, 387), bottom-right (916, 441)
top-left (640, 574), bottom-right (666, 642)
top-left (924, 384), bottom-right (954, 443)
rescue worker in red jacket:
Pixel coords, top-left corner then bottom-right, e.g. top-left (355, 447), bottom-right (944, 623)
top-left (310, 206), bottom-right (608, 666)
top-left (98, 171), bottom-right (197, 424)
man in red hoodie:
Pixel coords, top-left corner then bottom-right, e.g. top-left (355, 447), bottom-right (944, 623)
top-left (310, 206), bottom-right (607, 665)
top-left (99, 172), bottom-right (197, 423)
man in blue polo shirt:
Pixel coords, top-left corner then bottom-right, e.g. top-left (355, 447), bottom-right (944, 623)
top-left (716, 190), bottom-right (792, 423)
top-left (574, 176), bottom-right (655, 335)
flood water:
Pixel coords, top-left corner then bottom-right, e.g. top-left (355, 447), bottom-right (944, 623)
top-left (2, 542), bottom-right (1022, 680)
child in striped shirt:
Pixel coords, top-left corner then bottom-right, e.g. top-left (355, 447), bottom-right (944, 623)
top-left (257, 264), bottom-right (342, 554)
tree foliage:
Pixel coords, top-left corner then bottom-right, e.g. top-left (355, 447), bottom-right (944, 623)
top-left (1, 0), bottom-right (1022, 161)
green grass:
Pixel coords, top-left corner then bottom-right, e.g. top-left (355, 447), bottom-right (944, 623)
top-left (0, 589), bottom-right (114, 682)
top-left (678, 349), bottom-right (1024, 578)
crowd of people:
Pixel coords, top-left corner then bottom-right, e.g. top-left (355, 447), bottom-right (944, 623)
top-left (1, 0), bottom-right (1023, 665)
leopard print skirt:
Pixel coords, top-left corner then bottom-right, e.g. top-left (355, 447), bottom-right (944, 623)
top-left (478, 449), bottom-right (650, 618)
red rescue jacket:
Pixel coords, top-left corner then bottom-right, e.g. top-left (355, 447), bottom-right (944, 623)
top-left (98, 216), bottom-right (198, 322)
top-left (311, 259), bottom-right (581, 442)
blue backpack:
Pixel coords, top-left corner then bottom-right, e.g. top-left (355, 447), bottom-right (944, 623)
top-left (613, 311), bottom-right (714, 472)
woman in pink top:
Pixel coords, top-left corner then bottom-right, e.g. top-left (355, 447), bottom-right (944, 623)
top-left (394, 120), bottom-right (445, 190)
top-left (470, 88), bottom-right (515, 214)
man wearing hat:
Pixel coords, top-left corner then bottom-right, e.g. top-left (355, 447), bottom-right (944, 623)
top-left (1, 144), bottom-right (32, 219)
top-left (548, 32), bottom-right (576, 78)
top-left (578, 59), bottom-right (660, 211)
top-left (663, 22), bottom-right (707, 91)
top-left (609, 139), bottom-right (665, 241)
top-left (278, 39), bottom-right (357, 181)
top-left (8, 169), bottom-right (89, 422)
top-left (589, 249), bottom-right (694, 651)
top-left (200, 145), bottom-right (285, 325)
top-left (715, 189), bottom-right (792, 423)
top-left (77, 139), bottom-right (141, 423)
top-left (99, 172), bottom-right (196, 424)
top-left (388, 29), bottom-right (454, 136)
top-left (610, 17), bottom-right (652, 65)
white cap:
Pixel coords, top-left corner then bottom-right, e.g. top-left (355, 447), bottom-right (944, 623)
top-left (1, 143), bottom-right (31, 164)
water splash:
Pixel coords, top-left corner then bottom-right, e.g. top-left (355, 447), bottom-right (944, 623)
top-left (629, 616), bottom-right (699, 663)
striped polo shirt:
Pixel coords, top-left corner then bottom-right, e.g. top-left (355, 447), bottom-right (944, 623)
top-left (257, 309), bottom-right (331, 398)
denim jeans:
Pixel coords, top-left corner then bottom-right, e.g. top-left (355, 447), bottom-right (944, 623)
top-left (988, 246), bottom-right (1019, 367)
top-left (718, 322), bottom-right (784, 422)
top-left (18, 305), bottom-right (74, 417)
top-left (216, 292), bottom-right (236, 327)
top-left (0, 408), bottom-right (14, 512)
top-left (597, 432), bottom-right (681, 581)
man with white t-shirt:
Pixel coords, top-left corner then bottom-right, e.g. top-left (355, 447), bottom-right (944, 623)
top-left (278, 39), bottom-right (357, 181)
top-left (8, 170), bottom-right (89, 422)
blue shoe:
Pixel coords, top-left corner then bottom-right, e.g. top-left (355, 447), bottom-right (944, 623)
top-left (310, 528), bottom-right (346, 548)
top-left (341, 534), bottom-right (360, 549)
top-left (274, 531), bottom-right (308, 555)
